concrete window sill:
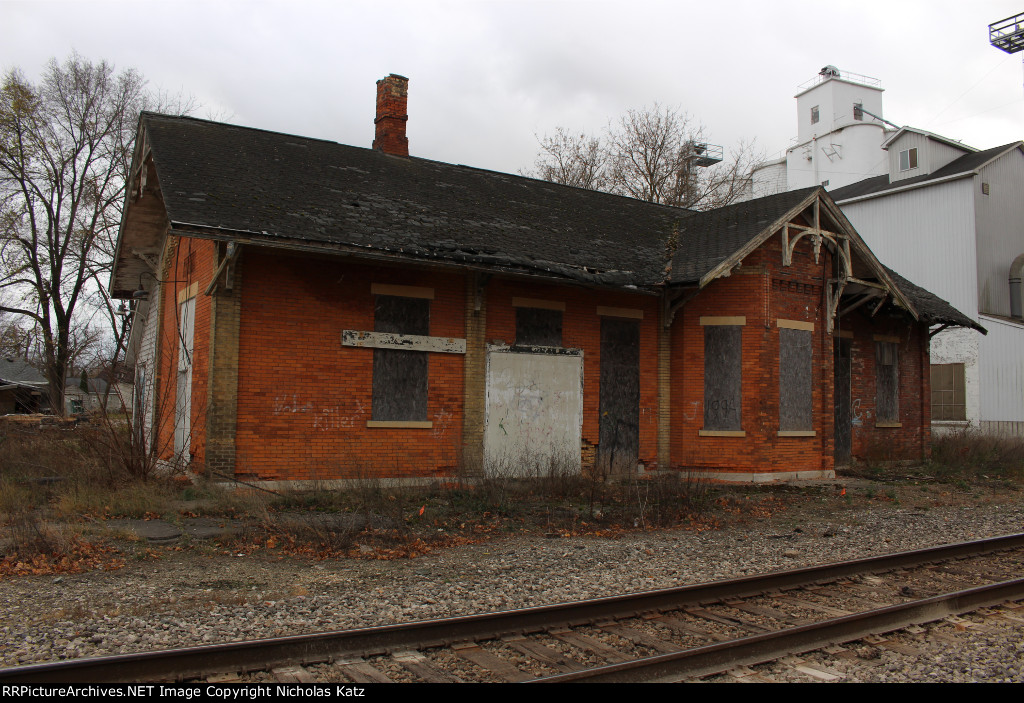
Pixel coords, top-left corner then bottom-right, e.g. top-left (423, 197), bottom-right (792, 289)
top-left (778, 430), bottom-right (816, 437)
top-left (366, 420), bottom-right (433, 429)
top-left (698, 430), bottom-right (746, 437)
top-left (875, 422), bottom-right (903, 428)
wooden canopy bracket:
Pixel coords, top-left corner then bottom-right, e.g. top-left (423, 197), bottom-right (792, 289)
top-left (929, 324), bottom-right (951, 339)
top-left (781, 221), bottom-right (851, 274)
top-left (825, 275), bottom-right (848, 334)
top-left (203, 242), bottom-right (240, 296)
top-left (130, 249), bottom-right (159, 272)
top-left (664, 288), bottom-right (699, 328)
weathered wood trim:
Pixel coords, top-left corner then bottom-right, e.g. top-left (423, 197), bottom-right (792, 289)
top-left (698, 430), bottom-right (747, 437)
top-left (177, 282), bottom-right (199, 304)
top-left (700, 190), bottom-right (819, 288)
top-left (700, 316), bottom-right (746, 326)
top-left (834, 329), bottom-right (854, 339)
top-left (370, 283), bottom-right (434, 299)
top-left (778, 430), bottom-right (817, 437)
top-left (511, 297), bottom-right (565, 311)
top-left (342, 330), bottom-right (466, 353)
top-left (873, 334), bottom-right (901, 343)
top-left (777, 319), bottom-right (814, 331)
top-left (366, 420), bottom-right (433, 429)
top-left (596, 306), bottom-right (643, 319)
top-left (875, 422), bottom-right (903, 428)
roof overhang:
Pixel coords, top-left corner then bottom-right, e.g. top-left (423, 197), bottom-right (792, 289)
top-left (696, 189), bottom-right (917, 332)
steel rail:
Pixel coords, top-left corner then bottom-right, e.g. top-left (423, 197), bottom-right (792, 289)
top-left (531, 577), bottom-right (1024, 682)
top-left (2, 532), bottom-right (1023, 683)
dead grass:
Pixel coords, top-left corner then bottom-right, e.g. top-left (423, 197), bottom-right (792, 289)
top-left (0, 420), bottom-right (716, 570)
top-left (928, 426), bottom-right (1024, 483)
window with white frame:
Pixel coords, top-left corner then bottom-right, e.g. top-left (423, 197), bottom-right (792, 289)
top-left (810, 105), bottom-right (819, 124)
top-left (899, 148), bottom-right (918, 171)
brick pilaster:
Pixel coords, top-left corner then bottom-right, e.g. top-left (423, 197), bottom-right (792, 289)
top-left (205, 246), bottom-right (242, 476)
top-left (658, 298), bottom-right (672, 471)
top-left (461, 273), bottom-right (487, 475)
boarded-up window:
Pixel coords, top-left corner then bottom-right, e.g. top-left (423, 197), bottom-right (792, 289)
top-left (779, 328), bottom-right (813, 431)
top-left (875, 342), bottom-right (899, 423)
top-left (931, 363), bottom-right (966, 421)
top-left (704, 325), bottom-right (742, 431)
top-left (515, 308), bottom-right (562, 347)
top-left (372, 295), bottom-right (429, 421)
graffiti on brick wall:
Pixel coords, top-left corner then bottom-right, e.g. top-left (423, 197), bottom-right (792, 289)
top-left (683, 400), bottom-right (701, 421)
top-left (272, 394), bottom-right (366, 430)
top-left (851, 398), bottom-right (865, 426)
top-left (432, 407), bottom-right (453, 438)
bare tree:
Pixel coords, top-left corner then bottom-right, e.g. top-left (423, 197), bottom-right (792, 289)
top-left (529, 104), bottom-right (760, 211)
top-left (525, 128), bottom-right (607, 191)
top-left (0, 54), bottom-right (149, 415)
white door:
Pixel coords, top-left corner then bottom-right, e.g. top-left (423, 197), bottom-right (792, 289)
top-left (484, 349), bottom-right (583, 477)
top-left (174, 297), bottom-right (195, 460)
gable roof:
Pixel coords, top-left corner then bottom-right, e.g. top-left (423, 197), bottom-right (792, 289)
top-left (881, 127), bottom-right (977, 153)
top-left (139, 113), bottom-right (690, 290)
top-left (113, 113), bottom-right (985, 333)
top-left (830, 142), bottom-right (1023, 202)
top-left (666, 187), bottom-right (818, 284)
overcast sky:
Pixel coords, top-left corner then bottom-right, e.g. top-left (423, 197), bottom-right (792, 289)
top-left (4, 0), bottom-right (1023, 174)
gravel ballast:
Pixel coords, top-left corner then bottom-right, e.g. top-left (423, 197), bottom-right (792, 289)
top-left (1, 484), bottom-right (1022, 682)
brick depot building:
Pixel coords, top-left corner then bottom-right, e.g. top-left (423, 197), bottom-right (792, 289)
top-left (112, 76), bottom-right (982, 484)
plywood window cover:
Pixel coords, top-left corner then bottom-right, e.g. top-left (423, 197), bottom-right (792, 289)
top-left (177, 282), bottom-right (199, 304)
top-left (370, 283), bottom-right (434, 299)
top-left (512, 297), bottom-right (565, 311)
top-left (777, 319), bottom-right (814, 331)
top-left (700, 316), bottom-right (747, 326)
top-left (597, 306), bottom-right (643, 319)
top-left (366, 420), bottom-right (433, 429)
top-left (342, 330), bottom-right (466, 354)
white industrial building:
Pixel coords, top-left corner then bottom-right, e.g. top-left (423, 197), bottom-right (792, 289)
top-left (750, 66), bottom-right (1024, 435)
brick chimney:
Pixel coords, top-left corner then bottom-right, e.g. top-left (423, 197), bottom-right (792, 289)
top-left (373, 74), bottom-right (409, 156)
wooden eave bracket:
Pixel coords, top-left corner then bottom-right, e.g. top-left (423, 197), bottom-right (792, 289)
top-left (663, 288), bottom-right (699, 328)
top-left (204, 241), bottom-right (240, 296)
top-left (929, 324), bottom-right (951, 339)
top-left (130, 249), bottom-right (159, 272)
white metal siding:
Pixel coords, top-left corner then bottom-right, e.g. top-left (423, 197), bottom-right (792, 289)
top-left (840, 179), bottom-right (978, 317)
top-left (887, 132), bottom-right (931, 182)
top-left (978, 314), bottom-right (1024, 423)
top-left (975, 149), bottom-right (1024, 317)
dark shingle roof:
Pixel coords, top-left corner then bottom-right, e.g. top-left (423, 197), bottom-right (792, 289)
top-left (135, 114), bottom-right (982, 334)
top-left (144, 113), bottom-right (695, 289)
top-left (884, 267), bottom-right (986, 333)
top-left (667, 187), bottom-right (818, 283)
top-left (0, 358), bottom-right (47, 385)
top-left (829, 142), bottom-right (1022, 201)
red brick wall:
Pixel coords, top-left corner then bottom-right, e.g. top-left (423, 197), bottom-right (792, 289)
top-left (155, 236), bottom-right (215, 465)
top-left (234, 252), bottom-right (465, 480)
top-left (668, 231), bottom-right (930, 475)
top-left (670, 234), bottom-right (835, 475)
top-left (843, 313), bottom-right (931, 462)
top-left (162, 233), bottom-right (930, 480)
top-left (483, 279), bottom-right (661, 471)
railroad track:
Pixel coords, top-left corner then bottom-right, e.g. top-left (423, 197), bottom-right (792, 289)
top-left (3, 533), bottom-right (1024, 683)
